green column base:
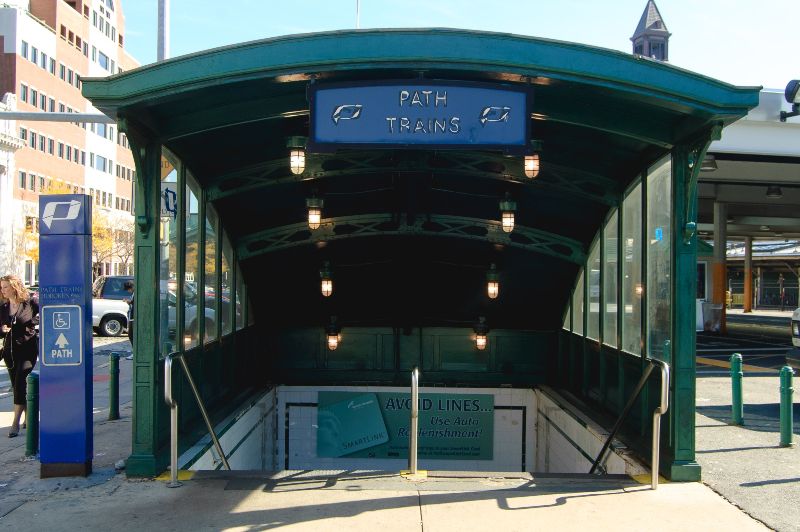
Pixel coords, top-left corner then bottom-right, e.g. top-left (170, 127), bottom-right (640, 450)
top-left (126, 453), bottom-right (166, 478)
top-left (670, 460), bottom-right (702, 481)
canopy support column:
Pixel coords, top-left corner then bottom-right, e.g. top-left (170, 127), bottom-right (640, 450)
top-left (668, 144), bottom-right (701, 481)
top-left (124, 133), bottom-right (168, 477)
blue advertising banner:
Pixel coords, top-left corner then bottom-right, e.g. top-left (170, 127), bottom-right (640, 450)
top-left (38, 194), bottom-right (93, 477)
top-left (318, 392), bottom-right (494, 460)
top-left (310, 82), bottom-right (531, 153)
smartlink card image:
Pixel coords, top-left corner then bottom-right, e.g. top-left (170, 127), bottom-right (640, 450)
top-left (317, 392), bottom-right (389, 457)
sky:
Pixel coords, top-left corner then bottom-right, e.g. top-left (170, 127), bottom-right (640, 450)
top-left (120, 0), bottom-right (795, 91)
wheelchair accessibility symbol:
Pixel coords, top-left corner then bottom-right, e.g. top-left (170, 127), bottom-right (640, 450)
top-left (53, 312), bottom-right (71, 329)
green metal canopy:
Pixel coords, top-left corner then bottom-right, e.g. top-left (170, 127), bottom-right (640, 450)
top-left (83, 28), bottom-right (757, 331)
top-left (82, 29), bottom-right (760, 479)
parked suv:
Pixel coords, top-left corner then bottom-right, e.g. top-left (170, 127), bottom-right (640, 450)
top-left (788, 308), bottom-right (800, 371)
top-left (92, 275), bottom-right (133, 336)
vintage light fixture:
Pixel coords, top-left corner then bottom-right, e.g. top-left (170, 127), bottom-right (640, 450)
top-left (306, 196), bottom-right (324, 230)
top-left (473, 316), bottom-right (489, 351)
top-left (524, 140), bottom-right (542, 179)
top-left (320, 261), bottom-right (333, 297)
top-left (287, 136), bottom-right (307, 175)
top-left (486, 263), bottom-right (500, 299)
top-left (326, 316), bottom-right (341, 351)
top-left (499, 193), bottom-right (517, 233)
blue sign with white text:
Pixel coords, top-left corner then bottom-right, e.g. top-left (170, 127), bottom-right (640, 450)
top-left (39, 194), bottom-right (93, 476)
top-left (310, 82), bottom-right (531, 153)
top-left (41, 306), bottom-right (83, 366)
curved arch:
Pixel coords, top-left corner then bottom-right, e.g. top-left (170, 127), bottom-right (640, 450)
top-left (237, 213), bottom-right (585, 264)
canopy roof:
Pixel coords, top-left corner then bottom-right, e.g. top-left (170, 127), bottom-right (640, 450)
top-left (83, 29), bottom-right (759, 331)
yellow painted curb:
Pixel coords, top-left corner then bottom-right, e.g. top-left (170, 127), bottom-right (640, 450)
top-left (400, 470), bottom-right (428, 480)
top-left (631, 473), bottom-right (669, 485)
top-left (696, 356), bottom-right (777, 373)
top-left (155, 470), bottom-right (195, 481)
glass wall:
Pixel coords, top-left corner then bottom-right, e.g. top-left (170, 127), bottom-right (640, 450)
top-left (587, 240), bottom-right (600, 340)
top-left (221, 233), bottom-right (233, 336)
top-left (603, 212), bottom-right (618, 347)
top-left (204, 205), bottom-right (219, 344)
top-left (184, 172), bottom-right (201, 349)
top-left (622, 183), bottom-right (642, 355)
top-left (235, 263), bottom-right (244, 330)
top-left (572, 270), bottom-right (585, 336)
top-left (567, 155), bottom-right (672, 363)
top-left (646, 157), bottom-right (672, 360)
top-left (159, 150), bottom-right (179, 356)
top-left (563, 303), bottom-right (571, 331)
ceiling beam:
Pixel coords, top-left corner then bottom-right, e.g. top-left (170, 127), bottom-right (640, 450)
top-left (237, 213), bottom-right (586, 264)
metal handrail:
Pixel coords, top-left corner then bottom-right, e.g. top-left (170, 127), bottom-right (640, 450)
top-left (164, 356), bottom-right (181, 488)
top-left (408, 367), bottom-right (420, 475)
top-left (651, 360), bottom-right (670, 490)
top-left (164, 354), bottom-right (231, 488)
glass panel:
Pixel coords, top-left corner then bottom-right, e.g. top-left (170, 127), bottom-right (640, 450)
top-left (204, 205), bottom-right (219, 344)
top-left (159, 151), bottom-right (179, 357)
top-left (647, 157), bottom-right (672, 360)
top-left (622, 183), bottom-right (643, 355)
top-left (221, 233), bottom-right (233, 336)
top-left (603, 211), bottom-right (619, 347)
top-left (184, 173), bottom-right (200, 349)
top-left (587, 240), bottom-right (600, 340)
top-left (562, 303), bottom-right (571, 331)
top-left (572, 269), bottom-right (585, 336)
top-left (235, 263), bottom-right (244, 330)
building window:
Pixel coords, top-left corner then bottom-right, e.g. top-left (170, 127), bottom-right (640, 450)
top-left (49, 58), bottom-right (55, 75)
top-left (59, 63), bottom-right (66, 80)
top-left (48, 138), bottom-right (54, 155)
top-left (39, 95), bottom-right (46, 111)
top-left (59, 102), bottom-right (65, 112)
top-left (49, 97), bottom-right (55, 112)
top-left (19, 127), bottom-right (27, 141)
top-left (20, 83), bottom-right (28, 103)
top-left (67, 69), bottom-right (74, 85)
top-left (98, 51), bottom-right (109, 71)
top-left (39, 176), bottom-right (45, 191)
top-left (18, 171), bottom-right (26, 189)
top-left (39, 135), bottom-right (45, 151)
top-left (58, 142), bottom-right (64, 158)
top-left (25, 216), bottom-right (39, 233)
top-left (29, 131), bottom-right (37, 148)
top-left (30, 89), bottom-right (38, 107)
top-left (66, 145), bottom-right (72, 160)
top-left (40, 52), bottom-right (47, 70)
top-left (21, 40), bottom-right (28, 59)
top-left (28, 173), bottom-right (35, 191)
top-left (30, 46), bottom-right (38, 64)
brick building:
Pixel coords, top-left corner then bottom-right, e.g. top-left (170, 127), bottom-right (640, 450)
top-left (0, 0), bottom-right (139, 284)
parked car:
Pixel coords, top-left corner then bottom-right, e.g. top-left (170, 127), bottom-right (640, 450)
top-left (92, 275), bottom-right (134, 336)
top-left (788, 308), bottom-right (800, 371)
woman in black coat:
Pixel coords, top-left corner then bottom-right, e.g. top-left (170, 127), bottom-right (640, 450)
top-left (0, 274), bottom-right (39, 437)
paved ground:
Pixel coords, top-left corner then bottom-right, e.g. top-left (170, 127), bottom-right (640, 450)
top-left (0, 325), bottom-right (796, 530)
top-left (696, 375), bottom-right (799, 532)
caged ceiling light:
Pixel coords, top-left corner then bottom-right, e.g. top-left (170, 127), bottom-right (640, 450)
top-left (524, 140), bottom-right (542, 179)
top-left (486, 263), bottom-right (500, 299)
top-left (473, 316), bottom-right (489, 351)
top-left (499, 192), bottom-right (517, 233)
top-left (326, 316), bottom-right (341, 351)
top-left (320, 261), bottom-right (333, 297)
top-left (287, 136), bottom-right (307, 175)
top-left (306, 195), bottom-right (324, 230)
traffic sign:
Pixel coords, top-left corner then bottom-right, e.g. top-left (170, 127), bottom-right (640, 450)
top-left (41, 305), bottom-right (83, 366)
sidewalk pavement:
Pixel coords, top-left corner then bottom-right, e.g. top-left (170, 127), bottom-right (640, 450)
top-left (0, 342), bottom-right (788, 531)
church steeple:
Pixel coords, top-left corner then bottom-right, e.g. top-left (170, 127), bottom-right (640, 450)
top-left (631, 0), bottom-right (671, 61)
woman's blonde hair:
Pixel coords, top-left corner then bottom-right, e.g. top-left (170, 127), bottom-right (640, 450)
top-left (0, 274), bottom-right (30, 303)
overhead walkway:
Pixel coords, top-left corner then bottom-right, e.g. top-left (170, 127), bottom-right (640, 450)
top-left (81, 29), bottom-right (759, 481)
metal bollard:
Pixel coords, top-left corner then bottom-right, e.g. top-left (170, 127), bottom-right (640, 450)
top-left (109, 353), bottom-right (120, 421)
top-left (730, 353), bottom-right (744, 425)
top-left (780, 366), bottom-right (794, 447)
top-left (25, 372), bottom-right (39, 457)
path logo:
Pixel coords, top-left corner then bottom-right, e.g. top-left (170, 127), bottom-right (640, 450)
top-left (41, 200), bottom-right (82, 229)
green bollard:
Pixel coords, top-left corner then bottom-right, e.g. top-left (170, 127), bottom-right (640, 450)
top-left (780, 366), bottom-right (794, 447)
top-left (109, 353), bottom-right (120, 421)
top-left (25, 372), bottom-right (39, 458)
top-left (730, 353), bottom-right (744, 425)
